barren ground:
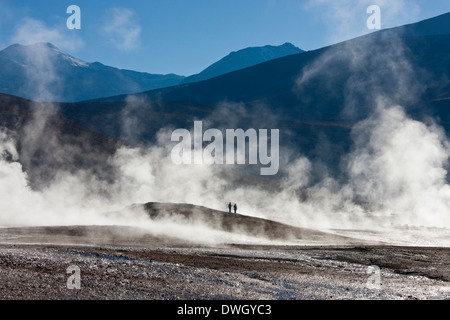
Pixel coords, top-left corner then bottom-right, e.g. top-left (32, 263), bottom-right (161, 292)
top-left (0, 222), bottom-right (449, 300)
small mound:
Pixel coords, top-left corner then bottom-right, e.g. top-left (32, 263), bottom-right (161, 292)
top-left (140, 202), bottom-right (357, 243)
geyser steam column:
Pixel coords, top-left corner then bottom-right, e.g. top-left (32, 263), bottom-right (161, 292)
top-left (171, 121), bottom-right (279, 176)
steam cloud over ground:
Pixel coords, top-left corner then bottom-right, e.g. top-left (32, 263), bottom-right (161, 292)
top-left (1, 26), bottom-right (450, 247)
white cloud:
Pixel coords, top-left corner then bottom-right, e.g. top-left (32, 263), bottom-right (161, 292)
top-left (102, 8), bottom-right (141, 52)
top-left (11, 17), bottom-right (84, 51)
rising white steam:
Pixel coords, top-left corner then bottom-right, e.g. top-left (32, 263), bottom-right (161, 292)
top-left (343, 101), bottom-right (450, 227)
top-left (1, 14), bottom-right (450, 246)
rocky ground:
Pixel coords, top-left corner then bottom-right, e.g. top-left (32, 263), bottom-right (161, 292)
top-left (0, 224), bottom-right (449, 300)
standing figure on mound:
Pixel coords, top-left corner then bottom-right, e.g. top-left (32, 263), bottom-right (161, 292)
top-left (228, 202), bottom-right (232, 214)
top-left (233, 203), bottom-right (237, 214)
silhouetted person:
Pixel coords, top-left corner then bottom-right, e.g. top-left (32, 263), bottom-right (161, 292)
top-left (233, 203), bottom-right (237, 214)
top-left (228, 202), bottom-right (232, 213)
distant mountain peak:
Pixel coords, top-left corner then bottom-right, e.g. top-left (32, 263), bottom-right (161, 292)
top-left (279, 42), bottom-right (299, 49)
top-left (1, 42), bottom-right (89, 68)
top-left (0, 42), bottom-right (186, 102)
top-left (182, 42), bottom-right (304, 84)
top-left (5, 42), bottom-right (62, 53)
top-left (31, 42), bottom-right (58, 49)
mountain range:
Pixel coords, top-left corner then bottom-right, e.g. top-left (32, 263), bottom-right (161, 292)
top-left (182, 42), bottom-right (303, 84)
top-left (60, 12), bottom-right (450, 176)
top-left (0, 42), bottom-right (184, 102)
top-left (0, 42), bottom-right (303, 102)
top-left (0, 12), bottom-right (449, 186)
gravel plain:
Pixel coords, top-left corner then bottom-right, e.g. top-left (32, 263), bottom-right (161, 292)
top-left (0, 224), bottom-right (449, 300)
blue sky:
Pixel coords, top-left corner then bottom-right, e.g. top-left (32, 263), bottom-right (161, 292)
top-left (0, 0), bottom-right (449, 76)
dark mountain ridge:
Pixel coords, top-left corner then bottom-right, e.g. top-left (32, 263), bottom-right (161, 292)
top-left (0, 42), bottom-right (186, 102)
top-left (182, 42), bottom-right (304, 84)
